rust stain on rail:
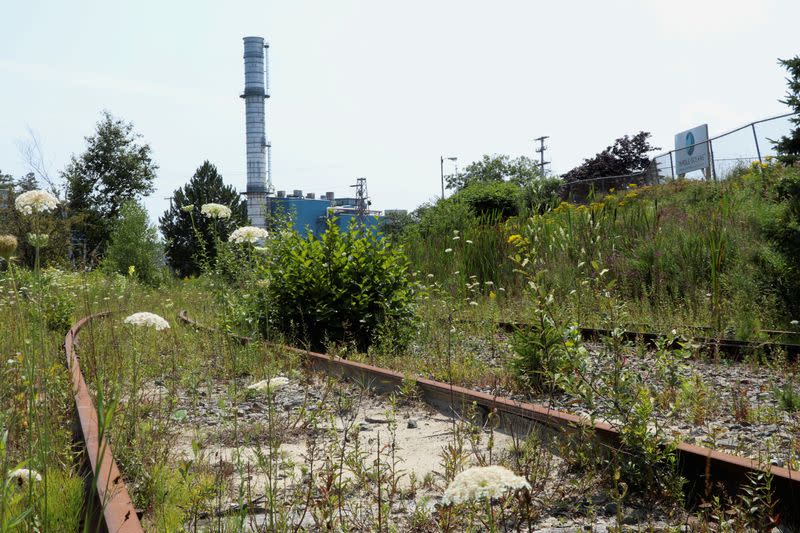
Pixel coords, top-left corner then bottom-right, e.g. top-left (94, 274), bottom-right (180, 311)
top-left (66, 313), bottom-right (143, 533)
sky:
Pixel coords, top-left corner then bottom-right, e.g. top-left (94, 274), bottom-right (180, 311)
top-left (1, 0), bottom-right (799, 222)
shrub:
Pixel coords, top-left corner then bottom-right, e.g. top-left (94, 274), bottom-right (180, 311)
top-left (510, 320), bottom-right (586, 392)
top-left (520, 177), bottom-right (563, 215)
top-left (264, 219), bottom-right (414, 351)
top-left (103, 200), bottom-right (164, 286)
top-left (452, 181), bottom-right (521, 218)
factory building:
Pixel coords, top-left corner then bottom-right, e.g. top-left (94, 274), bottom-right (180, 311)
top-left (241, 37), bottom-right (383, 238)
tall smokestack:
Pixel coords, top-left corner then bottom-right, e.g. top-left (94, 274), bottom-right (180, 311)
top-left (242, 36), bottom-right (270, 227)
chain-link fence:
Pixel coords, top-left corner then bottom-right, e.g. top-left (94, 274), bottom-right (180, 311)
top-left (562, 111), bottom-right (797, 201)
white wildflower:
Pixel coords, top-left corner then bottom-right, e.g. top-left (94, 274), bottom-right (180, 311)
top-left (791, 320), bottom-right (799, 326)
top-left (181, 204), bottom-right (195, 213)
top-left (123, 312), bottom-right (170, 331)
top-left (14, 189), bottom-right (58, 215)
top-left (27, 233), bottom-right (49, 248)
top-left (247, 377), bottom-right (290, 393)
top-left (469, 301), bottom-right (478, 306)
top-left (201, 203), bottom-right (232, 220)
top-left (442, 465), bottom-right (530, 505)
top-left (229, 226), bottom-right (269, 244)
top-left (466, 240), bottom-right (473, 244)
top-left (7, 468), bottom-right (42, 486)
top-left (444, 248), bottom-right (453, 253)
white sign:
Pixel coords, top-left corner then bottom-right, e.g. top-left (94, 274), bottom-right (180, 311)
top-left (674, 124), bottom-right (710, 175)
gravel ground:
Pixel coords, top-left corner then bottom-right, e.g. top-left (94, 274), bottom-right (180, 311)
top-left (468, 332), bottom-right (800, 469)
top-left (153, 374), bottom-right (691, 531)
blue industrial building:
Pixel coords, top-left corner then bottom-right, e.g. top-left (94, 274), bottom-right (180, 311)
top-left (266, 190), bottom-right (382, 238)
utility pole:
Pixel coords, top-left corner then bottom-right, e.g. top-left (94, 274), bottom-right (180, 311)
top-left (440, 155), bottom-right (457, 199)
top-left (534, 136), bottom-right (550, 175)
top-left (440, 156), bottom-right (445, 199)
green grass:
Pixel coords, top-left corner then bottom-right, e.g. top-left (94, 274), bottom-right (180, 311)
top-left (403, 163), bottom-right (800, 338)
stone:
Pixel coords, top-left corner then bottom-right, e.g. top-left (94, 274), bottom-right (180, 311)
top-left (622, 507), bottom-right (646, 525)
top-left (407, 419), bottom-right (418, 429)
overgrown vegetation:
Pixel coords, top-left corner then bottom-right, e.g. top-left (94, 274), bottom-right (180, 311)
top-left (3, 62), bottom-right (800, 529)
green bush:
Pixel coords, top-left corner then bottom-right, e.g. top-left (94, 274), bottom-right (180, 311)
top-left (452, 181), bottom-right (521, 218)
top-left (510, 320), bottom-right (585, 392)
top-left (264, 219), bottom-right (414, 351)
top-left (15, 269), bottom-right (76, 332)
top-left (103, 200), bottom-right (164, 286)
top-left (520, 177), bottom-right (563, 215)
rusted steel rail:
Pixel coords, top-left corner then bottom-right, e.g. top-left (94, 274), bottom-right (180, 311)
top-left (66, 313), bottom-right (144, 533)
top-left (179, 310), bottom-right (800, 523)
top-left (488, 320), bottom-right (800, 362)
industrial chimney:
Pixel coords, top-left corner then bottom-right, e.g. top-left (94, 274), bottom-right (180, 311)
top-left (242, 36), bottom-right (271, 227)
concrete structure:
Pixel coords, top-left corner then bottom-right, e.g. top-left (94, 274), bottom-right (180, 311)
top-left (242, 36), bottom-right (271, 227)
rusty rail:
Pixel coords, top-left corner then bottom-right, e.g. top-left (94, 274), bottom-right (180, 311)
top-left (65, 313), bottom-right (143, 533)
top-left (486, 320), bottom-right (800, 362)
top-left (178, 310), bottom-right (800, 522)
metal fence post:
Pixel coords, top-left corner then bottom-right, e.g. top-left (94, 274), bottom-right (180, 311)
top-left (752, 123), bottom-right (762, 164)
top-left (708, 139), bottom-right (717, 182)
top-left (668, 152), bottom-right (675, 180)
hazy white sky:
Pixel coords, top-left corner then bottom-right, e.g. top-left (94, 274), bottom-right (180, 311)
top-left (1, 0), bottom-right (798, 220)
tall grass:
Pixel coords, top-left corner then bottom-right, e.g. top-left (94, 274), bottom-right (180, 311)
top-left (402, 164), bottom-right (800, 336)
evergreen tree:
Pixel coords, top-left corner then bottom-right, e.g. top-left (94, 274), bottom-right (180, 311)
top-left (63, 111), bottom-right (157, 258)
top-left (15, 172), bottom-right (39, 193)
top-left (775, 56), bottom-right (800, 165)
top-left (159, 161), bottom-right (248, 277)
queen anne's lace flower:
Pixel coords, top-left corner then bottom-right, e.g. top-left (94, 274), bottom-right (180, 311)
top-left (15, 189), bottom-right (59, 215)
top-left (7, 468), bottom-right (42, 486)
top-left (229, 226), bottom-right (269, 244)
top-left (27, 233), bottom-right (49, 248)
top-left (201, 203), bottom-right (232, 219)
top-left (123, 312), bottom-right (171, 331)
top-left (247, 377), bottom-right (289, 393)
top-left (441, 465), bottom-right (530, 505)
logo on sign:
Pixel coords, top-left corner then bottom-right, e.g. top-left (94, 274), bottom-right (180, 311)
top-left (686, 132), bottom-right (695, 156)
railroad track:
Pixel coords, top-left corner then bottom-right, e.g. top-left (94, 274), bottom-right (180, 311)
top-left (65, 313), bottom-right (143, 533)
top-left (487, 320), bottom-right (800, 362)
top-left (178, 310), bottom-right (800, 524)
top-left (65, 311), bottom-right (800, 530)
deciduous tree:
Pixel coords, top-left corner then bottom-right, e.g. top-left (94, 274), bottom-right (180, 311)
top-left (447, 154), bottom-right (542, 191)
top-left (63, 111), bottom-right (157, 257)
top-left (563, 131), bottom-right (658, 182)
